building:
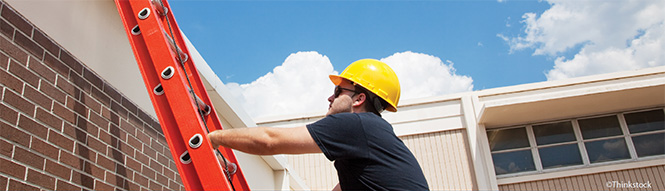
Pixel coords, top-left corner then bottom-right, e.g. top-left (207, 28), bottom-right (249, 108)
top-left (1, 0), bottom-right (663, 190)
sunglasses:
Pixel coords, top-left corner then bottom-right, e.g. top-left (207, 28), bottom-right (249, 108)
top-left (334, 86), bottom-right (360, 98)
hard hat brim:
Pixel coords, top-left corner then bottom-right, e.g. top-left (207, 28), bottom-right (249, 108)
top-left (328, 74), bottom-right (398, 112)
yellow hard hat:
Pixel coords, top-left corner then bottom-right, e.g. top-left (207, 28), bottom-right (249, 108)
top-left (329, 59), bottom-right (401, 112)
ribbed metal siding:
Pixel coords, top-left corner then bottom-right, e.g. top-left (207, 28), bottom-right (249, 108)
top-left (401, 129), bottom-right (477, 190)
top-left (498, 165), bottom-right (665, 190)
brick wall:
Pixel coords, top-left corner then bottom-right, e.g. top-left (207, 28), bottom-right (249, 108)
top-left (0, 1), bottom-right (184, 190)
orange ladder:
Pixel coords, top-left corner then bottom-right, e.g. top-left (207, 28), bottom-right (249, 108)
top-left (114, 0), bottom-right (250, 190)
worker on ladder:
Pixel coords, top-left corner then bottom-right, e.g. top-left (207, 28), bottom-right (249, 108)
top-left (208, 59), bottom-right (430, 190)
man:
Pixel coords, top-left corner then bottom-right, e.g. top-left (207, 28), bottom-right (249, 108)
top-left (208, 59), bottom-right (429, 190)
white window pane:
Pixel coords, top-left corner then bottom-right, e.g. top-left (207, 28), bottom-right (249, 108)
top-left (492, 150), bottom-right (535, 175)
top-left (625, 109), bottom-right (665, 134)
top-left (579, 116), bottom-right (622, 139)
top-left (585, 138), bottom-right (630, 163)
top-left (487, 127), bottom-right (529, 151)
top-left (539, 143), bottom-right (583, 169)
top-left (533, 121), bottom-right (576, 145)
top-left (632, 133), bottom-right (665, 157)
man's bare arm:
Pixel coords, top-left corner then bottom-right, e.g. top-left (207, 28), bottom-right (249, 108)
top-left (207, 126), bottom-right (321, 155)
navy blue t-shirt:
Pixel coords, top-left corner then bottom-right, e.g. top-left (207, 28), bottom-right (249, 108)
top-left (306, 112), bottom-right (429, 190)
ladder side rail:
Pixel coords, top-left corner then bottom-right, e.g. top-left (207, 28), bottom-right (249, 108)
top-left (155, 0), bottom-right (250, 188)
top-left (114, 0), bottom-right (243, 190)
top-left (114, 1), bottom-right (210, 190)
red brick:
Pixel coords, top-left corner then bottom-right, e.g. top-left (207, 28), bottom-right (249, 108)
top-left (126, 134), bottom-right (141, 152)
top-left (148, 180), bottom-right (162, 191)
top-left (27, 168), bottom-right (55, 190)
top-left (97, 129), bottom-right (114, 147)
top-left (67, 96), bottom-right (88, 117)
top-left (0, 103), bottom-right (18, 124)
top-left (38, 80), bottom-right (66, 104)
top-left (0, 139), bottom-right (12, 157)
top-left (58, 150), bottom-right (81, 170)
top-left (7, 179), bottom-right (38, 191)
top-left (96, 153), bottom-right (115, 171)
top-left (110, 100), bottom-right (128, 119)
top-left (13, 146), bottom-right (45, 170)
top-left (74, 143), bottom-right (95, 162)
top-left (0, 68), bottom-right (23, 94)
top-left (86, 135), bottom-right (107, 154)
top-left (76, 116), bottom-right (99, 137)
top-left (8, 59), bottom-right (39, 88)
top-left (0, 157), bottom-right (26, 179)
top-left (63, 122), bottom-right (85, 143)
top-left (56, 76), bottom-right (80, 99)
top-left (52, 102), bottom-right (76, 124)
top-left (45, 159), bottom-right (71, 180)
top-left (121, 98), bottom-right (138, 116)
top-left (90, 87), bottom-right (110, 107)
top-left (125, 179), bottom-right (141, 191)
top-left (70, 170), bottom-right (94, 189)
top-left (82, 68), bottom-right (103, 90)
top-left (3, 90), bottom-right (33, 115)
top-left (133, 172), bottom-right (149, 187)
top-left (109, 147), bottom-right (125, 163)
top-left (43, 52), bottom-right (68, 77)
top-left (94, 179), bottom-right (115, 191)
top-left (69, 73), bottom-right (91, 94)
top-left (101, 106), bottom-right (120, 126)
top-left (125, 156), bottom-right (141, 173)
top-left (23, 85), bottom-right (51, 110)
top-left (13, 31), bottom-right (43, 60)
top-left (30, 137), bottom-right (59, 160)
top-left (119, 119), bottom-right (136, 135)
top-left (18, 114), bottom-right (48, 139)
top-left (82, 93), bottom-right (102, 115)
top-left (32, 29), bottom-right (59, 56)
top-left (0, 4), bottom-right (32, 36)
top-left (0, 52), bottom-right (8, 69)
top-left (0, 18), bottom-right (13, 39)
top-left (48, 129), bottom-right (74, 151)
top-left (0, 33), bottom-right (28, 63)
top-left (148, 158), bottom-right (161, 173)
top-left (35, 107), bottom-right (61, 130)
top-left (83, 161), bottom-right (105, 180)
top-left (27, 56), bottom-right (56, 83)
top-left (118, 141), bottom-right (135, 158)
top-left (56, 179), bottom-right (81, 191)
top-left (59, 51), bottom-right (82, 75)
top-left (103, 84), bottom-right (122, 104)
top-left (0, 120), bottom-right (30, 147)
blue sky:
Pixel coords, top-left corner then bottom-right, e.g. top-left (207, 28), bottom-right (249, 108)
top-left (169, 0), bottom-right (664, 118)
top-left (171, 0), bottom-right (550, 89)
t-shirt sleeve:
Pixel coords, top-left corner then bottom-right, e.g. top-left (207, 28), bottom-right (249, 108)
top-left (306, 113), bottom-right (369, 161)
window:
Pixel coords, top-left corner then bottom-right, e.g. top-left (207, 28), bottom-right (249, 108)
top-left (487, 108), bottom-right (665, 176)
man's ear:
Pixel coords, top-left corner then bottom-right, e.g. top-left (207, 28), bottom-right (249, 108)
top-left (352, 93), bottom-right (366, 107)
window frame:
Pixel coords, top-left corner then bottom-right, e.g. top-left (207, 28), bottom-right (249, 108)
top-left (488, 107), bottom-right (665, 178)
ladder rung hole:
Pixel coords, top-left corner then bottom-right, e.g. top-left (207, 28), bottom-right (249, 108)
top-left (131, 25), bottom-right (141, 35)
top-left (161, 66), bottom-right (174, 79)
top-left (153, 84), bottom-right (164, 95)
top-left (138, 8), bottom-right (151, 20)
top-left (189, 134), bottom-right (203, 149)
top-left (180, 151), bottom-right (192, 164)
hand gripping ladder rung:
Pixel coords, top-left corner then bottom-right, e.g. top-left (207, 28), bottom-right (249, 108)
top-left (114, 0), bottom-right (250, 190)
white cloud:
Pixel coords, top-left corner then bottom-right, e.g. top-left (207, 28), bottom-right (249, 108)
top-left (503, 0), bottom-right (665, 80)
top-left (380, 51), bottom-right (473, 100)
top-left (226, 52), bottom-right (337, 118)
top-left (227, 51), bottom-right (473, 118)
